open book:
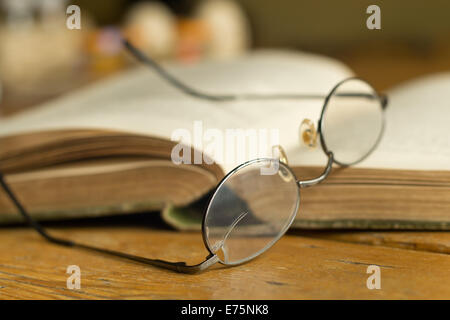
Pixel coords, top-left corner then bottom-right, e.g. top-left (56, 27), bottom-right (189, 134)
top-left (0, 50), bottom-right (449, 230)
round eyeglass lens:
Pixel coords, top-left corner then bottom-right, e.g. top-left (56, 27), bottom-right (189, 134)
top-left (203, 159), bottom-right (299, 265)
top-left (321, 78), bottom-right (384, 165)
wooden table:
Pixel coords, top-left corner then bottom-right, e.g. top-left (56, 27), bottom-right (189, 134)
top-left (0, 226), bottom-right (449, 299)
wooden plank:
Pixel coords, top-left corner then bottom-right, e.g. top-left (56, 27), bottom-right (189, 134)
top-left (293, 231), bottom-right (450, 254)
top-left (0, 227), bottom-right (449, 299)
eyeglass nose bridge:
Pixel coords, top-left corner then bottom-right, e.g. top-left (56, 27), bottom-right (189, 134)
top-left (297, 118), bottom-right (335, 187)
top-left (297, 151), bottom-right (334, 188)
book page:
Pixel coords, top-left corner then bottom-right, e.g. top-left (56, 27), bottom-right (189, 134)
top-left (361, 72), bottom-right (450, 170)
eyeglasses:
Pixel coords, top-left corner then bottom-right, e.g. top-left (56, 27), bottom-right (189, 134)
top-left (0, 39), bottom-right (388, 273)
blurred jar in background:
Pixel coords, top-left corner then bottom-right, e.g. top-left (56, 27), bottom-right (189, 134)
top-left (0, 0), bottom-right (89, 113)
top-left (176, 18), bottom-right (209, 62)
top-left (85, 26), bottom-right (125, 75)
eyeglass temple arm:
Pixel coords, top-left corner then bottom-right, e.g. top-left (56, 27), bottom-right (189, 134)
top-left (297, 152), bottom-right (334, 188)
top-left (75, 244), bottom-right (219, 274)
top-left (0, 172), bottom-right (218, 274)
top-left (123, 39), bottom-right (388, 104)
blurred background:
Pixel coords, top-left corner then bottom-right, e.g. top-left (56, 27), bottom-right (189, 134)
top-left (0, 0), bottom-right (449, 116)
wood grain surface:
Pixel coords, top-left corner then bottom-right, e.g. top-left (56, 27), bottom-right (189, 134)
top-left (294, 231), bottom-right (450, 254)
top-left (0, 227), bottom-right (449, 299)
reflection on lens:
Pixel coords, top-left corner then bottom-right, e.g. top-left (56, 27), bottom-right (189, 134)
top-left (203, 159), bottom-right (299, 265)
top-left (321, 78), bottom-right (384, 165)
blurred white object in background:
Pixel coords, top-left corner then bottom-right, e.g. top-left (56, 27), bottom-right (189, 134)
top-left (123, 2), bottom-right (177, 59)
top-left (1, 0), bottom-right (68, 29)
top-left (38, 0), bottom-right (68, 29)
top-left (1, 0), bottom-right (35, 29)
top-left (0, 0), bottom-right (86, 97)
top-left (196, 0), bottom-right (251, 59)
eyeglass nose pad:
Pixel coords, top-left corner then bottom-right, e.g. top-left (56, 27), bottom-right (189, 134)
top-left (271, 145), bottom-right (293, 182)
top-left (272, 145), bottom-right (289, 165)
top-left (300, 119), bottom-right (318, 148)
